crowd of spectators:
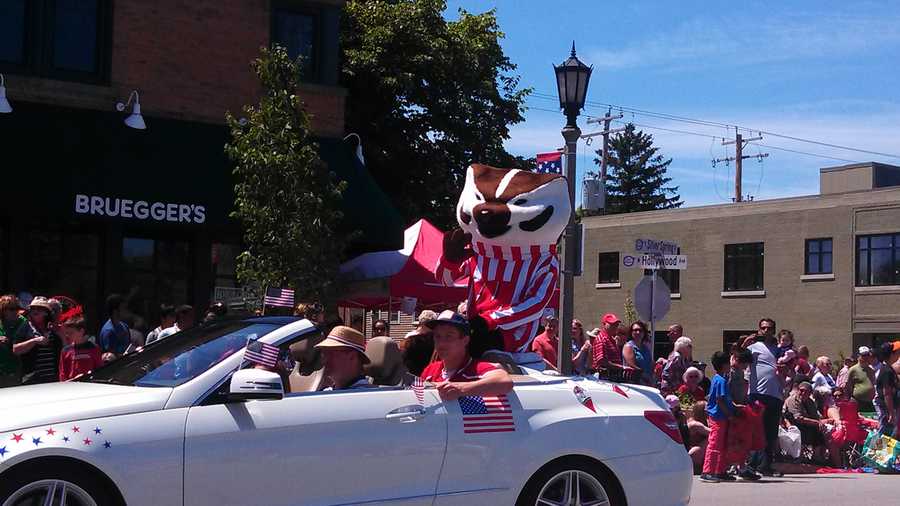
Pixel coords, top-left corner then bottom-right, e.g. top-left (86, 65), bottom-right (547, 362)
top-left (513, 311), bottom-right (897, 480)
top-left (0, 292), bottom-right (231, 388)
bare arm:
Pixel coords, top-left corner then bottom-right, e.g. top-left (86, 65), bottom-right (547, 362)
top-left (13, 335), bottom-right (47, 355)
top-left (622, 344), bottom-right (639, 370)
top-left (436, 369), bottom-right (514, 401)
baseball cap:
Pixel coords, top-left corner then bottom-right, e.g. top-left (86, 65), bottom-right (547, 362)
top-left (601, 313), bottom-right (621, 325)
top-left (425, 310), bottom-right (470, 334)
top-left (542, 308), bottom-right (557, 322)
top-left (858, 346), bottom-right (872, 356)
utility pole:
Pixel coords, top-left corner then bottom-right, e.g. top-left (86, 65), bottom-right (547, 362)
top-left (713, 128), bottom-right (768, 202)
top-left (583, 108), bottom-right (624, 211)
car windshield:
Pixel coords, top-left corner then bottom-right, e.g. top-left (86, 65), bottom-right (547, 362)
top-left (77, 320), bottom-right (281, 387)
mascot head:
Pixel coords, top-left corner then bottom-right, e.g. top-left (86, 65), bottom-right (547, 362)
top-left (456, 164), bottom-right (571, 247)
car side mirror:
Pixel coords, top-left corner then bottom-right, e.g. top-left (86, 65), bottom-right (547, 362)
top-left (228, 368), bottom-right (284, 402)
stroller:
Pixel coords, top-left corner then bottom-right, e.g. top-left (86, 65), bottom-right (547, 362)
top-left (834, 400), bottom-right (879, 468)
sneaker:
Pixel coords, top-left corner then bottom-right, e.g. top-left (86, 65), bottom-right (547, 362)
top-left (738, 468), bottom-right (761, 481)
top-left (699, 474), bottom-right (720, 483)
top-left (717, 473), bottom-right (737, 482)
top-left (758, 467), bottom-right (784, 478)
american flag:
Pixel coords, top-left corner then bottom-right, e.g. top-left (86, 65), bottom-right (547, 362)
top-left (244, 339), bottom-right (280, 368)
top-left (411, 376), bottom-right (425, 405)
top-left (459, 394), bottom-right (515, 434)
top-left (535, 151), bottom-right (563, 174)
top-left (264, 287), bottom-right (295, 308)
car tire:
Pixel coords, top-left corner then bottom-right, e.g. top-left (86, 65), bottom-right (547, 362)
top-left (0, 460), bottom-right (117, 506)
top-left (516, 456), bottom-right (626, 506)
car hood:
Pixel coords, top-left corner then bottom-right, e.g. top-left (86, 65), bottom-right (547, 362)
top-left (0, 382), bottom-right (172, 432)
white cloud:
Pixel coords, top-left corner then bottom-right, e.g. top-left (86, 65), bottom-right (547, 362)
top-left (588, 12), bottom-right (900, 71)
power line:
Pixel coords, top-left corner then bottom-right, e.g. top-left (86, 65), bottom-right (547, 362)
top-left (527, 91), bottom-right (900, 160)
top-left (755, 143), bottom-right (860, 164)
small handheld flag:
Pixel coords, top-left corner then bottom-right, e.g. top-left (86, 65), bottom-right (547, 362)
top-left (264, 287), bottom-right (295, 308)
top-left (244, 339), bottom-right (280, 368)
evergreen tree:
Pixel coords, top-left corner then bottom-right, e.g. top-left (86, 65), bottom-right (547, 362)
top-left (595, 123), bottom-right (682, 214)
top-left (225, 46), bottom-right (348, 302)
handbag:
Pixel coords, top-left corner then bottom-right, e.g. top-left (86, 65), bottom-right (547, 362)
top-left (778, 425), bottom-right (802, 459)
top-left (862, 431), bottom-right (900, 472)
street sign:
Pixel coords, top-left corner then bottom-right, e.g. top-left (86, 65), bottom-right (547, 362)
top-left (634, 238), bottom-right (679, 255)
top-left (622, 254), bottom-right (688, 270)
top-left (634, 275), bottom-right (671, 323)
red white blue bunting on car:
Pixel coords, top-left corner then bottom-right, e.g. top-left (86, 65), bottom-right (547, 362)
top-left (1, 425), bottom-right (112, 460)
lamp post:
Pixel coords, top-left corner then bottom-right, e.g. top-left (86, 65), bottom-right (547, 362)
top-left (553, 42), bottom-right (592, 375)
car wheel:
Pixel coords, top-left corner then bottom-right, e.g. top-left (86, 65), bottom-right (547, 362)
top-left (0, 461), bottom-right (115, 506)
top-left (516, 456), bottom-right (625, 506)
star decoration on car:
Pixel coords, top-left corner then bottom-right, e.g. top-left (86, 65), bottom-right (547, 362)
top-left (104, 441), bottom-right (111, 449)
top-left (46, 427), bottom-right (56, 436)
top-left (11, 433), bottom-right (23, 443)
top-left (94, 427), bottom-right (102, 435)
top-left (0, 446), bottom-right (7, 457)
top-left (32, 437), bottom-right (42, 446)
top-left (83, 438), bottom-right (92, 446)
top-left (62, 436), bottom-right (70, 443)
top-left (72, 426), bottom-right (80, 433)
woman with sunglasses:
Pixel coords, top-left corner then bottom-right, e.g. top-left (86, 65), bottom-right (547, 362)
top-left (623, 320), bottom-right (654, 386)
top-left (570, 319), bottom-right (592, 375)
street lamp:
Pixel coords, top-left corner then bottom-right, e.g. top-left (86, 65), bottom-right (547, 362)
top-left (554, 42), bottom-right (593, 127)
top-left (553, 42), bottom-right (592, 375)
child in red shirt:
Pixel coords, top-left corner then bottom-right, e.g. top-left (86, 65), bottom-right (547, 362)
top-left (58, 314), bottom-right (103, 381)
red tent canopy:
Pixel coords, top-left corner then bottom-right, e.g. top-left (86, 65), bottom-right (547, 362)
top-left (338, 219), bottom-right (466, 308)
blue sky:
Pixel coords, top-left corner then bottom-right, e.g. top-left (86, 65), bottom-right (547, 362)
top-left (445, 0), bottom-right (900, 206)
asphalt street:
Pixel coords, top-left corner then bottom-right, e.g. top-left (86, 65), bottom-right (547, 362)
top-left (690, 473), bottom-right (896, 504)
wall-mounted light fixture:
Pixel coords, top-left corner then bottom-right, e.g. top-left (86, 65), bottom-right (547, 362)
top-left (343, 133), bottom-right (365, 165)
top-left (0, 74), bottom-right (12, 114)
top-left (115, 90), bottom-right (146, 129)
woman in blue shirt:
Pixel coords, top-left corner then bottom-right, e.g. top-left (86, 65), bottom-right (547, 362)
top-left (622, 320), bottom-right (654, 386)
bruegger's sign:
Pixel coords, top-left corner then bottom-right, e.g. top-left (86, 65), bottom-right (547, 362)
top-left (75, 194), bottom-right (207, 224)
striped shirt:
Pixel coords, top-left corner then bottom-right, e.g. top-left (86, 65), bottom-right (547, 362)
top-left (435, 241), bottom-right (559, 353)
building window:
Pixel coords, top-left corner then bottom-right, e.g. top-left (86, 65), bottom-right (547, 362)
top-left (597, 252), bottom-right (619, 284)
top-left (724, 242), bottom-right (764, 291)
top-left (0, 0), bottom-right (112, 83)
top-left (122, 237), bottom-right (192, 324)
top-left (805, 238), bottom-right (833, 275)
top-left (857, 233), bottom-right (900, 287)
top-left (646, 268), bottom-right (680, 294)
top-left (25, 228), bottom-right (99, 319)
top-left (653, 330), bottom-right (672, 361)
top-left (271, 3), bottom-right (319, 80)
top-left (723, 330), bottom-right (755, 352)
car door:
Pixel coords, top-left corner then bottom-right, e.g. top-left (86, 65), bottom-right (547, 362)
top-left (183, 385), bottom-right (447, 506)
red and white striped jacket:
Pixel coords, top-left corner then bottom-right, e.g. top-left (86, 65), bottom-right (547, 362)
top-left (436, 241), bottom-right (559, 353)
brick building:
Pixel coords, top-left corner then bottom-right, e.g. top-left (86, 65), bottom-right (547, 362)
top-left (0, 0), bottom-right (401, 329)
top-left (576, 162), bottom-right (900, 365)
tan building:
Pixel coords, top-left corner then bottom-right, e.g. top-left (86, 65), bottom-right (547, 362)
top-left (576, 162), bottom-right (900, 365)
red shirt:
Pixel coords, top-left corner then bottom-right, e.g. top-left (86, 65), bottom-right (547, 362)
top-left (59, 342), bottom-right (104, 381)
top-left (531, 331), bottom-right (559, 367)
top-left (591, 330), bottom-right (622, 371)
top-left (421, 357), bottom-right (500, 382)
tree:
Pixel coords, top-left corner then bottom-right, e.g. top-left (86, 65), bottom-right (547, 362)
top-left (341, 0), bottom-right (529, 228)
top-left (594, 123), bottom-right (682, 214)
top-left (225, 46), bottom-right (348, 301)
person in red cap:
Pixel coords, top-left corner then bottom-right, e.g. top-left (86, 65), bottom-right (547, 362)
top-left (592, 313), bottom-right (627, 378)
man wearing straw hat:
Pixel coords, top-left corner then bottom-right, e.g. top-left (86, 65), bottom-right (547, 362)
top-left (315, 325), bottom-right (373, 391)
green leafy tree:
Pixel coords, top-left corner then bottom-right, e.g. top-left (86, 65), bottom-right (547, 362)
top-left (623, 295), bottom-right (638, 326)
top-left (341, 0), bottom-right (529, 228)
top-left (596, 123), bottom-right (682, 214)
top-left (226, 46), bottom-right (348, 301)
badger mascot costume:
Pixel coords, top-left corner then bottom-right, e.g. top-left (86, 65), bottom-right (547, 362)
top-left (436, 163), bottom-right (571, 357)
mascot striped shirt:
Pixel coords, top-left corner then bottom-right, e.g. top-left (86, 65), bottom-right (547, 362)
top-left (436, 241), bottom-right (559, 353)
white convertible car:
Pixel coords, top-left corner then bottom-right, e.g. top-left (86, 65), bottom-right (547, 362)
top-left (0, 317), bottom-right (692, 506)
